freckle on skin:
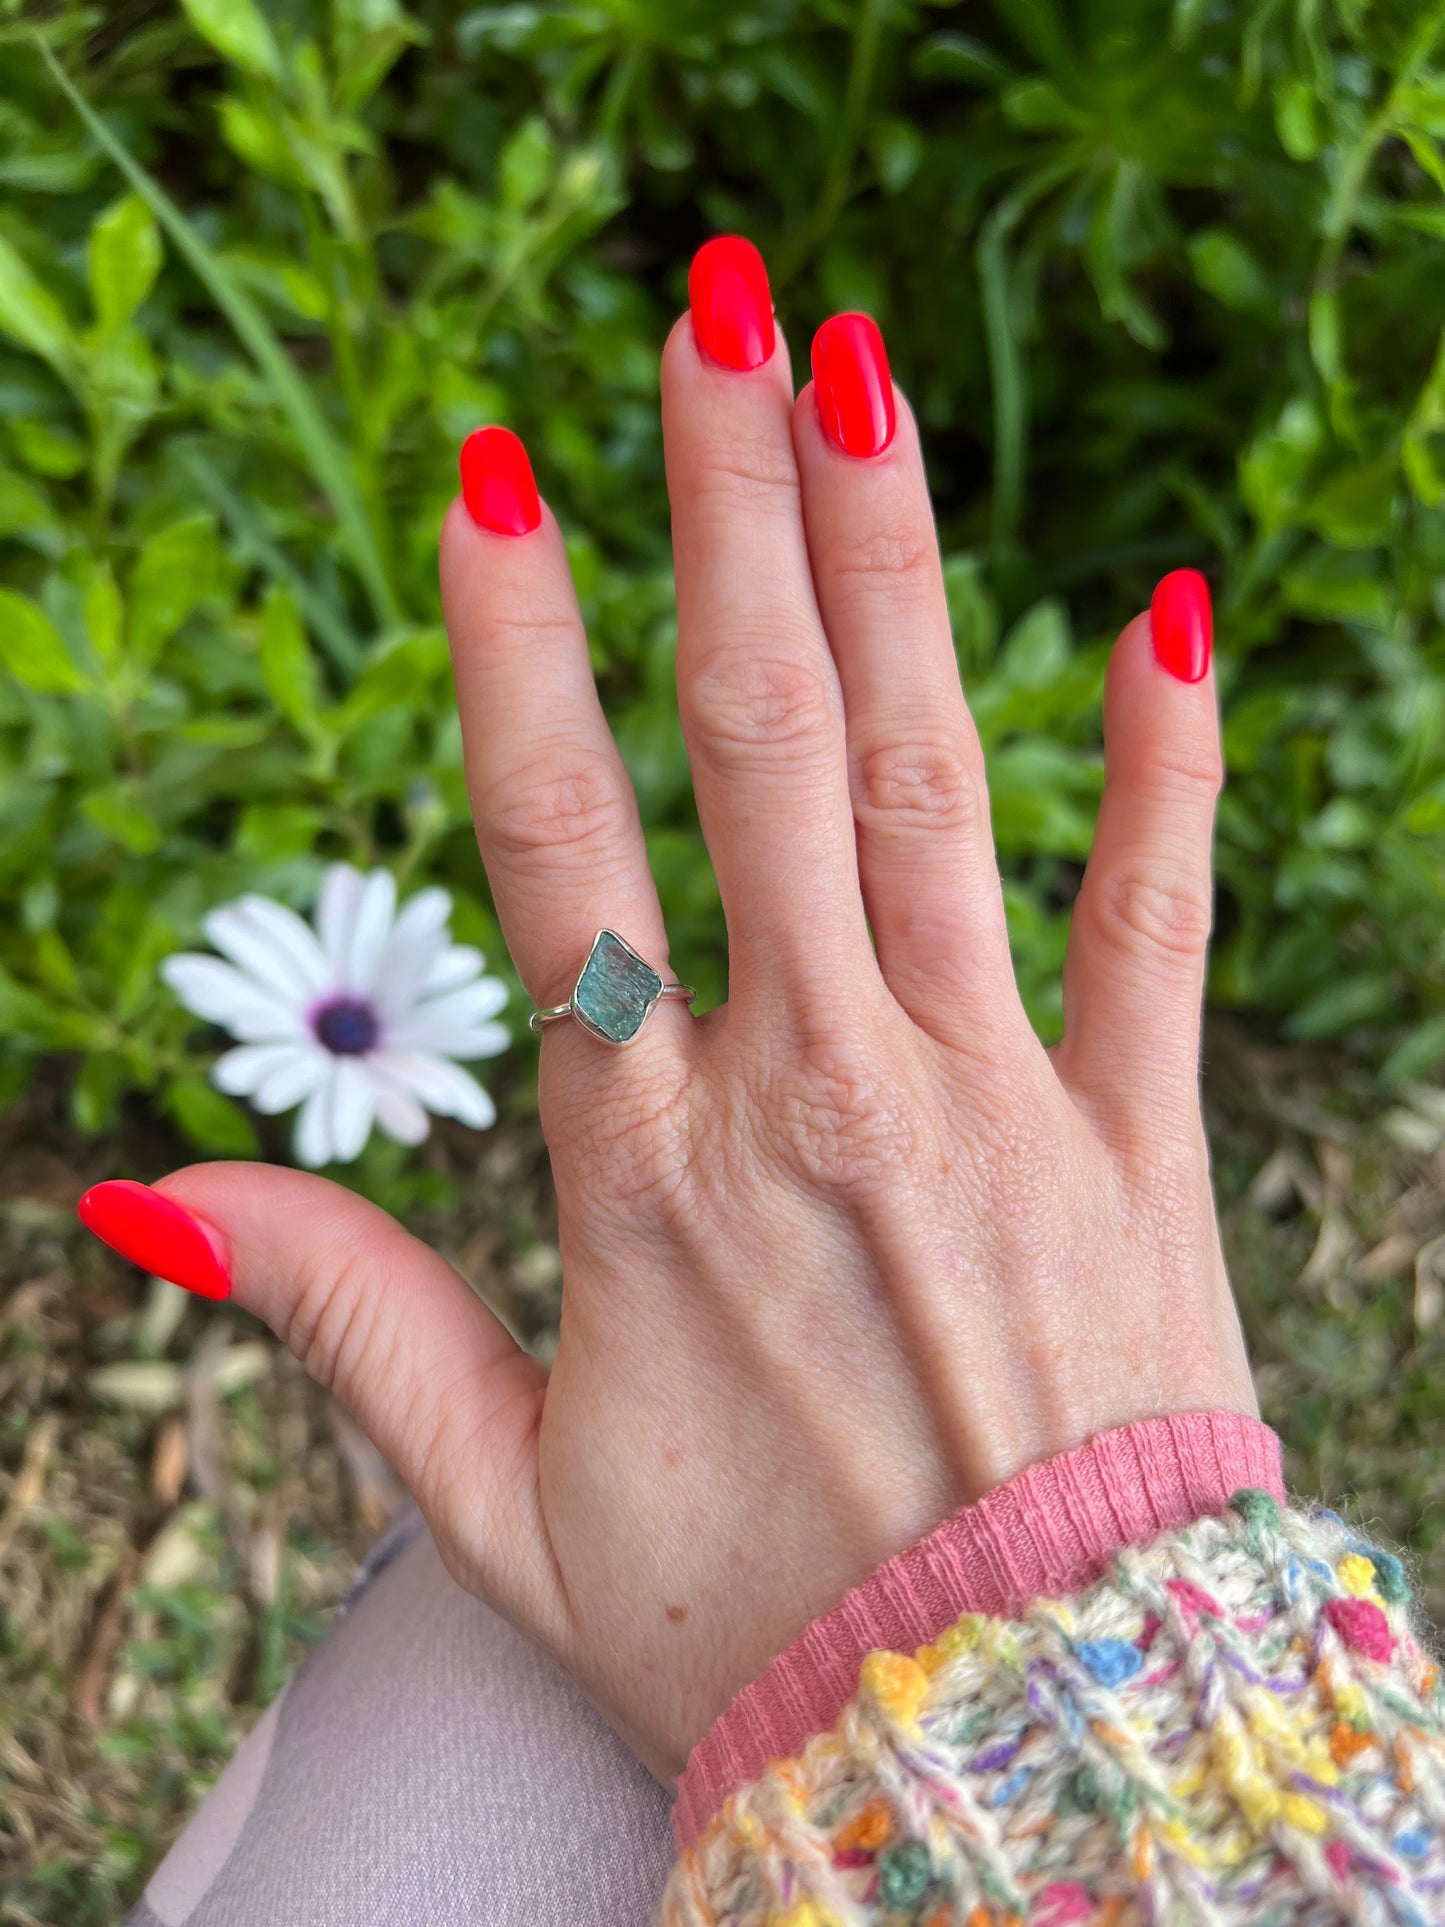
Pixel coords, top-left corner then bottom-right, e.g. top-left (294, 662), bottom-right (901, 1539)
top-left (666, 1604), bottom-right (687, 1624)
top-left (664, 1444), bottom-right (682, 1469)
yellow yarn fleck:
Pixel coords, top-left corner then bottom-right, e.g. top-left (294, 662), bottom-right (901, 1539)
top-left (860, 1651), bottom-right (930, 1727)
top-left (919, 1615), bottom-right (985, 1674)
top-left (1337, 1554), bottom-right (1378, 1598)
top-left (768, 1905), bottom-right (839, 1927)
top-left (1280, 1793), bottom-right (1329, 1834)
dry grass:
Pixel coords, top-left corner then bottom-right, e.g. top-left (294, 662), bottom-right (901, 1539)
top-left (3, 1022), bottom-right (1444, 1923)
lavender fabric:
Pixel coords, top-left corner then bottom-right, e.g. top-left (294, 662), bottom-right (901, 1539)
top-left (125, 1509), bottom-right (672, 1926)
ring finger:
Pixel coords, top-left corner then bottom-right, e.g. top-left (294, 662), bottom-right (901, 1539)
top-left (437, 431), bottom-right (679, 1080)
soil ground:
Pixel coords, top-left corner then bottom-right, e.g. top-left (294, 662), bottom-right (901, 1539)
top-left (3, 1020), bottom-right (1444, 1924)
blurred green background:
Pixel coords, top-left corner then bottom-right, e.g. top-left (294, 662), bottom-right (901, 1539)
top-left (3, 1), bottom-right (1445, 1919)
top-left (2, 0), bottom-right (1444, 1165)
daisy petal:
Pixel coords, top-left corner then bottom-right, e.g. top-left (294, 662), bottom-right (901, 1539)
top-left (371, 1050), bottom-right (496, 1130)
top-left (317, 864), bottom-right (364, 973)
top-left (370, 1069), bottom-right (432, 1147)
top-left (330, 1056), bottom-right (375, 1162)
top-left (254, 1045), bottom-right (331, 1115)
top-left (388, 886), bottom-right (452, 949)
top-left (374, 888), bottom-right (455, 1022)
top-left (294, 1065), bottom-right (338, 1167)
top-left (162, 956), bottom-right (305, 1042)
top-left (204, 898), bottom-right (328, 1003)
top-left (345, 870), bottom-right (397, 994)
top-left (234, 895), bottom-right (330, 989)
top-left (390, 978), bottom-right (508, 1040)
top-left (388, 1017), bottom-right (510, 1059)
top-left (212, 1042), bottom-right (301, 1098)
top-left (419, 944), bottom-right (487, 997)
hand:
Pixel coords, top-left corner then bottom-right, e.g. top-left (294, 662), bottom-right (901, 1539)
top-left (105, 247), bottom-right (1254, 1782)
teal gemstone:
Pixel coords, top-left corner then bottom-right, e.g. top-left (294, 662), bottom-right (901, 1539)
top-left (572, 930), bottom-right (663, 1044)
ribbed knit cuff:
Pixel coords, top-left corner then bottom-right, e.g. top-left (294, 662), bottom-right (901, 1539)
top-left (673, 1409), bottom-right (1283, 1847)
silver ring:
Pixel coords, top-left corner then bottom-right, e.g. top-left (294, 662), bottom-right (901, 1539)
top-left (529, 929), bottom-right (696, 1047)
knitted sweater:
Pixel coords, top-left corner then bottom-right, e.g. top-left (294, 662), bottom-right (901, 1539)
top-left (661, 1417), bottom-right (1444, 1927)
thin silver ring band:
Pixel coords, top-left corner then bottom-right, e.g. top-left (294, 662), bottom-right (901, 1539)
top-left (530, 981), bottom-right (696, 1032)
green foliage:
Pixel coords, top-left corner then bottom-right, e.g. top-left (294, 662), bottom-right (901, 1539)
top-left (1, 0), bottom-right (1443, 1153)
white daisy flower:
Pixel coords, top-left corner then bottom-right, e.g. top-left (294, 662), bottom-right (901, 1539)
top-left (161, 865), bottom-right (509, 1167)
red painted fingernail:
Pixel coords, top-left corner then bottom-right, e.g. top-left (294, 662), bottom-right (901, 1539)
top-left (1150, 569), bottom-right (1213, 683)
top-left (77, 1180), bottom-right (231, 1302)
top-left (459, 427), bottom-right (541, 536)
top-left (688, 235), bottom-right (775, 372)
top-left (811, 313), bottom-right (896, 457)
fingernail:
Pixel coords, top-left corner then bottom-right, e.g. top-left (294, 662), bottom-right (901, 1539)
top-left (688, 235), bottom-right (775, 372)
top-left (77, 1180), bottom-right (231, 1302)
top-left (811, 312), bottom-right (895, 457)
top-left (1150, 569), bottom-right (1213, 683)
top-left (459, 426), bottom-right (541, 536)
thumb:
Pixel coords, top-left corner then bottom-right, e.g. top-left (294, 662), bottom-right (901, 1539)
top-left (77, 1165), bottom-right (551, 1624)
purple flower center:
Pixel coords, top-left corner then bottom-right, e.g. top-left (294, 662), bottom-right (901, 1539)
top-left (312, 996), bottom-right (379, 1056)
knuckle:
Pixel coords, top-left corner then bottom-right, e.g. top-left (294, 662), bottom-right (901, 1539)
top-left (765, 1031), bottom-right (914, 1194)
top-left (688, 434), bottom-right (802, 509)
top-left (481, 750), bottom-right (636, 864)
top-left (1088, 868), bottom-right (1215, 965)
top-left (685, 649), bottom-right (838, 765)
top-left (285, 1233), bottom-right (378, 1397)
top-left (1138, 738), bottom-right (1225, 800)
top-left (830, 526), bottom-right (938, 599)
top-left (482, 609), bottom-right (585, 655)
top-left (853, 733), bottom-right (981, 833)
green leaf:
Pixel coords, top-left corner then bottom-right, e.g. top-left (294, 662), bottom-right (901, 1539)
top-left (88, 194), bottom-right (162, 335)
top-left (869, 120), bottom-right (924, 194)
top-left (1285, 973), bottom-right (1398, 1040)
top-left (126, 514), bottom-right (228, 663)
top-left (1381, 1013), bottom-right (1445, 1089)
top-left (1188, 229), bottom-right (1270, 312)
top-left (0, 587), bottom-right (85, 693)
top-left (1001, 79), bottom-right (1084, 133)
top-left (0, 462), bottom-right (60, 552)
top-left (1274, 77), bottom-right (1324, 160)
top-left (84, 562), bottom-right (123, 664)
top-left (177, 0), bottom-right (281, 78)
top-left (83, 786), bottom-right (162, 853)
top-left (1239, 398), bottom-right (1324, 533)
top-left (999, 600), bottom-right (1070, 689)
top-left (499, 117), bottom-right (553, 210)
top-left (42, 46), bottom-right (398, 630)
top-left (0, 231), bottom-right (75, 374)
top-left (911, 33), bottom-right (1012, 88)
top-left (259, 584), bottom-right (320, 730)
top-left (166, 1077), bottom-right (262, 1156)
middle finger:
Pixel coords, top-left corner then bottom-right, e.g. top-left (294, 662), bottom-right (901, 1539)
top-left (663, 239), bottom-right (870, 1014)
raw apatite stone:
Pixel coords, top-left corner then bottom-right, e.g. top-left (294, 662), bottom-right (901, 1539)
top-left (572, 930), bottom-right (663, 1043)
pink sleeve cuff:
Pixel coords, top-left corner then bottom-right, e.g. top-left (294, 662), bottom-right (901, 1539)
top-left (674, 1409), bottom-right (1283, 1847)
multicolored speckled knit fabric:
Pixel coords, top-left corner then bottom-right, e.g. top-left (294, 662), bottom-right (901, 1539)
top-left (660, 1492), bottom-right (1444, 1927)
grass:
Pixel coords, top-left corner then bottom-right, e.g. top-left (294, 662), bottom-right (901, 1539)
top-left (2, 1020), bottom-right (1444, 1922)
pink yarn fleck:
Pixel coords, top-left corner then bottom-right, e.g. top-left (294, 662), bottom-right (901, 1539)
top-left (1166, 1578), bottom-right (1224, 1623)
top-left (1326, 1840), bottom-right (1352, 1881)
top-left (1035, 1883), bottom-right (1097, 1924)
top-left (1324, 1596), bottom-right (1395, 1662)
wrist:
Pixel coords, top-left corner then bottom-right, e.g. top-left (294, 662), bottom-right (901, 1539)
top-left (676, 1409), bottom-right (1283, 1843)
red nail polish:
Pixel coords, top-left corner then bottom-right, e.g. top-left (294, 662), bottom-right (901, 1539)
top-left (1150, 569), bottom-right (1213, 683)
top-left (459, 427), bottom-right (541, 536)
top-left (77, 1180), bottom-right (231, 1302)
top-left (811, 313), bottom-right (895, 457)
top-left (687, 235), bottom-right (775, 372)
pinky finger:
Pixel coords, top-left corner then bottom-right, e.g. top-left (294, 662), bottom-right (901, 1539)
top-left (1054, 573), bottom-right (1223, 1147)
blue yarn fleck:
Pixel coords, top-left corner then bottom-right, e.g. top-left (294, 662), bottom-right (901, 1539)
top-left (1077, 1639), bottom-right (1143, 1688)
